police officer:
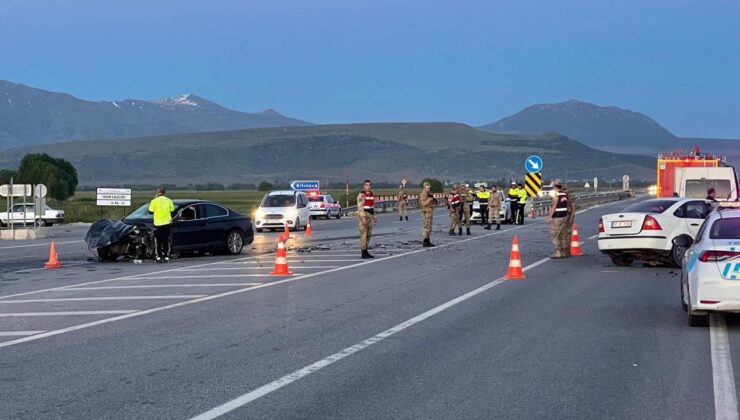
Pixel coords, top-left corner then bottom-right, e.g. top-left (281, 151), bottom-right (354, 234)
top-left (548, 179), bottom-right (570, 258)
top-left (448, 184), bottom-right (462, 236)
top-left (517, 183), bottom-right (528, 225)
top-left (488, 185), bottom-right (502, 230)
top-left (507, 181), bottom-right (519, 224)
top-left (476, 184), bottom-right (491, 229)
top-left (398, 179), bottom-right (409, 221)
top-left (420, 181), bottom-right (436, 247)
top-left (357, 179), bottom-right (377, 259)
top-left (459, 183), bottom-right (473, 235)
top-left (148, 186), bottom-right (175, 263)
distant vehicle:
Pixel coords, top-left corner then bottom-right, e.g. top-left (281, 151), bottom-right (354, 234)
top-left (307, 191), bottom-right (341, 219)
top-left (0, 203), bottom-right (65, 226)
top-left (87, 199), bottom-right (253, 261)
top-left (538, 185), bottom-right (556, 198)
top-left (254, 190), bottom-right (311, 232)
top-left (677, 203), bottom-right (740, 326)
top-left (598, 198), bottom-right (713, 267)
top-left (656, 145), bottom-right (738, 200)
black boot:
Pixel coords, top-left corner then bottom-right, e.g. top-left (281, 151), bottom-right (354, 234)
top-left (423, 238), bottom-right (435, 247)
top-left (496, 224), bottom-right (501, 230)
top-left (400, 216), bottom-right (403, 221)
top-left (484, 224), bottom-right (491, 230)
top-left (466, 228), bottom-right (471, 236)
top-left (448, 229), bottom-right (456, 236)
top-left (361, 250), bottom-right (374, 259)
top-left (405, 216), bottom-right (408, 221)
top-left (458, 228), bottom-right (463, 236)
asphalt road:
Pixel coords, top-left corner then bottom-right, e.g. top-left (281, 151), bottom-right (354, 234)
top-left (0, 199), bottom-right (736, 419)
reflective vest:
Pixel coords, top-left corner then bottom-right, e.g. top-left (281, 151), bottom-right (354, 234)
top-left (363, 191), bottom-right (375, 214)
top-left (508, 188), bottom-right (519, 200)
top-left (518, 189), bottom-right (528, 204)
top-left (476, 191), bottom-right (491, 203)
top-left (148, 195), bottom-right (175, 227)
top-left (553, 192), bottom-right (568, 218)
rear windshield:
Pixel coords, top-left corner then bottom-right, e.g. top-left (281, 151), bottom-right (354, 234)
top-left (686, 180), bottom-right (732, 199)
top-left (622, 200), bottom-right (676, 214)
top-left (308, 196), bottom-right (324, 202)
top-left (262, 195), bottom-right (295, 207)
top-left (710, 218), bottom-right (740, 239)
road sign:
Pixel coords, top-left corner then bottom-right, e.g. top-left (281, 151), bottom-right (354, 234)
top-left (524, 172), bottom-right (542, 198)
top-left (96, 188), bottom-right (132, 207)
top-left (0, 184), bottom-right (32, 197)
top-left (622, 175), bottom-right (630, 191)
top-left (584, 182), bottom-right (591, 188)
top-left (524, 155), bottom-right (543, 174)
top-left (290, 180), bottom-right (320, 191)
top-left (594, 177), bottom-right (599, 192)
top-left (34, 184), bottom-right (47, 198)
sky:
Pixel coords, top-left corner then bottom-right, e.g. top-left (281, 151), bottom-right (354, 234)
top-left (1, 0), bottom-right (738, 138)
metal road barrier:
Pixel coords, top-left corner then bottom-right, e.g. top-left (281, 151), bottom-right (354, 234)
top-left (341, 194), bottom-right (448, 216)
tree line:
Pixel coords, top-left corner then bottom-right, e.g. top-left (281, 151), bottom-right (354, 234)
top-left (0, 154), bottom-right (78, 200)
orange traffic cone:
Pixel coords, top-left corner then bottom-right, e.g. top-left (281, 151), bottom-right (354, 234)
top-left (306, 219), bottom-right (313, 237)
top-left (270, 237), bottom-right (293, 275)
top-left (284, 222), bottom-right (291, 240)
top-left (45, 241), bottom-right (61, 269)
top-left (505, 235), bottom-right (525, 280)
top-left (570, 224), bottom-right (583, 257)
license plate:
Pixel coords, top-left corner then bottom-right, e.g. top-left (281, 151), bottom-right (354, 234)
top-left (611, 221), bottom-right (632, 228)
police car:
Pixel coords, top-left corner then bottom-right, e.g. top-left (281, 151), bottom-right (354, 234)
top-left (678, 203), bottom-right (740, 326)
top-left (598, 198), bottom-right (713, 267)
top-left (307, 191), bottom-right (342, 219)
top-left (470, 190), bottom-right (508, 224)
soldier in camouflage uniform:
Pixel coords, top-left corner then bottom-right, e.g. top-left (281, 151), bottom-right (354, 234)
top-left (447, 184), bottom-right (462, 236)
top-left (459, 183), bottom-right (473, 235)
top-left (548, 179), bottom-right (571, 258)
top-left (420, 182), bottom-right (436, 247)
top-left (563, 184), bottom-right (577, 257)
top-left (357, 179), bottom-right (377, 259)
top-left (397, 179), bottom-right (408, 221)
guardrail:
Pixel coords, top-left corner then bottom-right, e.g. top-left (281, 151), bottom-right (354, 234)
top-left (529, 191), bottom-right (634, 217)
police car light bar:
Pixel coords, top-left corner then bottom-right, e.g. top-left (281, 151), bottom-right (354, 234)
top-left (712, 201), bottom-right (740, 209)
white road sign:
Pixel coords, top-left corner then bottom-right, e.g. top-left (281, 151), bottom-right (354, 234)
top-left (96, 199), bottom-right (132, 207)
top-left (0, 184), bottom-right (32, 197)
top-left (96, 187), bottom-right (132, 207)
top-left (34, 184), bottom-right (48, 198)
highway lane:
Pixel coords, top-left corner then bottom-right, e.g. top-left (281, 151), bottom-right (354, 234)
top-left (0, 197), bottom-right (733, 419)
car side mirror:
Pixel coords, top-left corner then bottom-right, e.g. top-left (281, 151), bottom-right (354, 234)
top-left (672, 236), bottom-right (693, 248)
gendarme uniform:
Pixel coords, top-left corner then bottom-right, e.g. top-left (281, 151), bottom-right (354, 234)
top-left (448, 189), bottom-right (462, 235)
top-left (419, 187), bottom-right (435, 247)
top-left (357, 189), bottom-right (376, 258)
top-left (459, 185), bottom-right (473, 235)
top-left (549, 183), bottom-right (570, 258)
top-left (397, 185), bottom-right (408, 221)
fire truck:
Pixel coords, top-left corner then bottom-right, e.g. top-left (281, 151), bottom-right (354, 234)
top-left (656, 145), bottom-right (738, 200)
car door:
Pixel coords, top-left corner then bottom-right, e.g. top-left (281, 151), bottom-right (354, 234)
top-left (205, 203), bottom-right (229, 246)
top-left (674, 200), bottom-right (711, 238)
top-left (298, 194), bottom-right (310, 226)
top-left (172, 204), bottom-right (208, 251)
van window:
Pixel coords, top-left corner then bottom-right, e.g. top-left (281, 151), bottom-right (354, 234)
top-left (262, 195), bottom-right (296, 207)
top-left (685, 180), bottom-right (732, 199)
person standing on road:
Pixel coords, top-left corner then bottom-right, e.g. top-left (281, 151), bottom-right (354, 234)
top-left (420, 181), bottom-right (436, 247)
top-left (357, 179), bottom-right (377, 259)
top-left (447, 184), bottom-right (462, 236)
top-left (706, 187), bottom-right (717, 201)
top-left (508, 182), bottom-right (519, 224)
top-left (460, 183), bottom-right (473, 235)
top-left (476, 185), bottom-right (491, 230)
top-left (398, 179), bottom-right (409, 221)
top-left (548, 180), bottom-right (570, 258)
top-left (517, 183), bottom-right (528, 225)
top-left (488, 185), bottom-right (502, 230)
top-left (148, 187), bottom-right (175, 263)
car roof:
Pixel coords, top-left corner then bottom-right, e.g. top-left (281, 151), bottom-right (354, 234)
top-left (267, 190), bottom-right (303, 195)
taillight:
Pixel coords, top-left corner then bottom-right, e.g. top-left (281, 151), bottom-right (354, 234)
top-left (320, 203), bottom-right (325, 208)
top-left (699, 251), bottom-right (740, 262)
top-left (641, 215), bottom-right (662, 231)
top-left (598, 218), bottom-right (604, 233)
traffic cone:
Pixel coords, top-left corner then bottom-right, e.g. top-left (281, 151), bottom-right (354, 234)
top-left (284, 222), bottom-right (291, 240)
top-left (505, 235), bottom-right (525, 280)
top-left (44, 241), bottom-right (61, 269)
top-left (306, 219), bottom-right (313, 237)
top-left (570, 224), bottom-right (583, 257)
top-left (270, 237), bottom-right (293, 275)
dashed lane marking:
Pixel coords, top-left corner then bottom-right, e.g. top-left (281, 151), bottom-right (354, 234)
top-left (588, 234), bottom-right (598, 240)
top-left (0, 310), bottom-right (138, 317)
top-left (62, 284), bottom-right (261, 290)
top-left (710, 314), bottom-right (739, 420)
top-left (0, 331), bottom-right (45, 337)
top-left (128, 274), bottom-right (303, 280)
top-left (179, 266), bottom-right (340, 271)
top-left (0, 296), bottom-right (207, 303)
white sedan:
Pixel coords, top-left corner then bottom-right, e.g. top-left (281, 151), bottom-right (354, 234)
top-left (598, 198), bottom-right (713, 267)
top-left (678, 204), bottom-right (740, 326)
top-left (0, 203), bottom-right (66, 226)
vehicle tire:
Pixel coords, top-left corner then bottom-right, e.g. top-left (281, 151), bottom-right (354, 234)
top-left (610, 255), bottom-right (634, 267)
top-left (225, 230), bottom-right (245, 255)
top-left (292, 218), bottom-right (300, 232)
top-left (43, 221), bottom-right (53, 227)
top-left (97, 247), bottom-right (119, 262)
top-left (680, 276), bottom-right (688, 312)
top-left (670, 242), bottom-right (687, 268)
top-left (336, 212), bottom-right (341, 219)
top-left (256, 228), bottom-right (263, 233)
top-left (688, 310), bottom-right (709, 327)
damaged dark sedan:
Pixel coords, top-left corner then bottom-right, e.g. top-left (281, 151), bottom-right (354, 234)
top-left (86, 200), bottom-right (254, 261)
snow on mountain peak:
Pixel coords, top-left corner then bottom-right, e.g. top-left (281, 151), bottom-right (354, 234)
top-left (157, 94), bottom-right (199, 107)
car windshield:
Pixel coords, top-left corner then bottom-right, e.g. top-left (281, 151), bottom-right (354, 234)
top-left (262, 195), bottom-right (295, 207)
top-left (308, 196), bottom-right (324, 202)
top-left (710, 218), bottom-right (740, 239)
top-left (622, 200), bottom-right (676, 214)
top-left (123, 204), bottom-right (154, 221)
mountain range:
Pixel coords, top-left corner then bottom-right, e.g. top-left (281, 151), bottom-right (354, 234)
top-left (0, 80), bottom-right (309, 148)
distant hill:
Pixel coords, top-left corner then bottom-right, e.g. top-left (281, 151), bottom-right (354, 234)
top-left (0, 80), bottom-right (310, 148)
top-left (0, 123), bottom-right (655, 185)
top-left (479, 99), bottom-right (677, 151)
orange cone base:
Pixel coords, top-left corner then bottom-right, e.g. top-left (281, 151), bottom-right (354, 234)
top-left (45, 261), bottom-right (61, 269)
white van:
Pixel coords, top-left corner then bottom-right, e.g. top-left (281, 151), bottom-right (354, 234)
top-left (254, 190), bottom-right (311, 232)
top-left (676, 167), bottom-right (738, 201)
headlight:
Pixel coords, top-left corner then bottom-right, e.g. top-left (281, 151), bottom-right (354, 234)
top-left (255, 209), bottom-right (266, 218)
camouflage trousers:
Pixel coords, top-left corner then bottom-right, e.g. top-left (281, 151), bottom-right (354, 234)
top-left (449, 209), bottom-right (460, 230)
top-left (550, 217), bottom-right (570, 257)
top-left (489, 207), bottom-right (501, 225)
top-left (358, 213), bottom-right (374, 251)
top-left (462, 207), bottom-right (471, 228)
top-left (398, 201), bottom-right (407, 217)
top-left (422, 210), bottom-right (433, 239)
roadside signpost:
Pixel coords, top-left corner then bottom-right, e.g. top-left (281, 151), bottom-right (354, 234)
top-left (523, 156), bottom-right (543, 218)
top-left (1, 180), bottom-right (43, 238)
top-left (524, 172), bottom-right (542, 198)
top-left (524, 155), bottom-right (543, 174)
top-left (290, 180), bottom-right (320, 191)
top-left (34, 184), bottom-right (47, 221)
top-left (623, 175), bottom-right (630, 191)
top-left (96, 188), bottom-right (132, 207)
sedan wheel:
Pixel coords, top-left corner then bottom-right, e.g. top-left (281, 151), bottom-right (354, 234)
top-left (610, 255), bottom-right (633, 267)
top-left (226, 231), bottom-right (244, 255)
top-left (670, 243), bottom-right (686, 268)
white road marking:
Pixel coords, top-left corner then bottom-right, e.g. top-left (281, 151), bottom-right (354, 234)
top-left (15, 261), bottom-right (94, 273)
top-left (0, 295), bottom-right (206, 303)
top-left (179, 266), bottom-right (339, 271)
top-left (588, 234), bottom-right (598, 240)
top-left (63, 284), bottom-right (261, 290)
top-left (0, 240), bottom-right (84, 250)
top-left (130, 274), bottom-right (298, 279)
top-left (0, 331), bottom-right (45, 337)
top-left (0, 310), bottom-right (138, 317)
top-left (225, 259), bottom-right (364, 264)
top-left (190, 256), bottom-right (552, 420)
top-left (710, 314), bottom-right (739, 420)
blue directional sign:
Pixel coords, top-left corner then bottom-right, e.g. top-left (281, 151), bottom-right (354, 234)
top-left (290, 180), bottom-right (320, 191)
top-left (524, 155), bottom-right (543, 174)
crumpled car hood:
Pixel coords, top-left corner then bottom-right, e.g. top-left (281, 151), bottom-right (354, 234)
top-left (85, 219), bottom-right (137, 249)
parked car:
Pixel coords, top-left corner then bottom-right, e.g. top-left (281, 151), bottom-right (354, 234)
top-left (598, 198), bottom-right (713, 267)
top-left (86, 199), bottom-right (253, 261)
top-left (307, 192), bottom-right (342, 219)
top-left (677, 203), bottom-right (740, 326)
top-left (254, 190), bottom-right (311, 232)
top-left (0, 203), bottom-right (65, 226)
top-left (470, 190), bottom-right (508, 224)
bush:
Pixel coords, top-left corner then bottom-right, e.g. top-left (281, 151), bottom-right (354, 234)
top-left (258, 181), bottom-right (274, 191)
top-left (17, 154), bottom-right (78, 200)
top-left (420, 178), bottom-right (444, 193)
top-left (0, 169), bottom-right (17, 184)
